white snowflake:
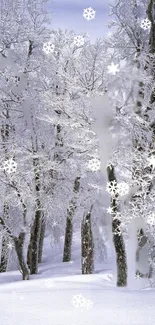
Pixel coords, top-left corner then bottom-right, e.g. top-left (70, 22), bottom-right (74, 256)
top-left (87, 158), bottom-right (101, 172)
top-left (135, 273), bottom-right (141, 280)
top-left (84, 299), bottom-right (93, 310)
top-left (73, 35), bottom-right (85, 46)
top-left (71, 294), bottom-right (86, 308)
top-left (147, 213), bottom-right (155, 227)
top-left (106, 180), bottom-right (118, 196)
top-left (43, 42), bottom-right (55, 55)
top-left (117, 182), bottom-right (129, 196)
top-left (83, 7), bottom-right (96, 21)
top-left (140, 18), bottom-right (151, 30)
top-left (3, 158), bottom-right (17, 174)
top-left (7, 242), bottom-right (14, 250)
top-left (147, 156), bottom-right (155, 170)
top-left (107, 62), bottom-right (119, 75)
top-left (106, 206), bottom-right (114, 214)
top-left (44, 279), bottom-right (54, 288)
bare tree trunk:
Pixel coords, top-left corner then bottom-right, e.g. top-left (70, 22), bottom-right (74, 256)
top-left (38, 217), bottom-right (46, 263)
top-left (26, 156), bottom-right (42, 275)
top-left (107, 164), bottom-right (127, 287)
top-left (63, 177), bottom-right (80, 262)
top-left (0, 236), bottom-right (8, 273)
top-left (81, 205), bottom-right (94, 274)
top-left (27, 200), bottom-right (42, 274)
top-left (14, 232), bottom-right (29, 280)
top-left (0, 203), bottom-right (9, 272)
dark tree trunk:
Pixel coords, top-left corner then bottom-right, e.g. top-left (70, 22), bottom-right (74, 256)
top-left (27, 204), bottom-right (42, 274)
top-left (63, 177), bottom-right (80, 262)
top-left (107, 164), bottom-right (127, 287)
top-left (81, 206), bottom-right (94, 274)
top-left (0, 203), bottom-right (9, 273)
top-left (0, 236), bottom-right (8, 273)
top-left (27, 152), bottom-right (42, 275)
top-left (14, 232), bottom-right (29, 280)
top-left (38, 218), bottom-right (46, 263)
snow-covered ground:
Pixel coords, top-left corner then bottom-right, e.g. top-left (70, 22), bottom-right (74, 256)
top-left (0, 233), bottom-right (155, 325)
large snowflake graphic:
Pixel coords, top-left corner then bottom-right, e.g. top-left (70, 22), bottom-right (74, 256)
top-left (71, 294), bottom-right (86, 308)
top-left (44, 279), bottom-right (54, 288)
top-left (83, 7), bottom-right (96, 21)
top-left (106, 206), bottom-right (114, 214)
top-left (71, 294), bottom-right (93, 310)
top-left (106, 180), bottom-right (118, 196)
top-left (107, 62), bottom-right (119, 75)
top-left (3, 158), bottom-right (17, 174)
top-left (43, 42), bottom-right (55, 55)
top-left (73, 35), bottom-right (85, 46)
top-left (117, 182), bottom-right (129, 196)
top-left (140, 18), bottom-right (151, 30)
top-left (83, 298), bottom-right (93, 310)
top-left (87, 158), bottom-right (101, 172)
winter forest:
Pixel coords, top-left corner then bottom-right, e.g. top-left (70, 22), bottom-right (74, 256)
top-left (1, 0), bottom-right (155, 324)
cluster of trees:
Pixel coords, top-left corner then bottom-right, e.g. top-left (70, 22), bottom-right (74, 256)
top-left (104, 0), bottom-right (155, 286)
top-left (0, 0), bottom-right (110, 280)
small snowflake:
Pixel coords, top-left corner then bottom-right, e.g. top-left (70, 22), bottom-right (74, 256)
top-left (71, 294), bottom-right (86, 308)
top-left (7, 242), bottom-right (14, 250)
top-left (84, 299), bottom-right (93, 310)
top-left (83, 7), bottom-right (96, 21)
top-left (43, 42), bottom-right (55, 54)
top-left (135, 273), bottom-right (141, 280)
top-left (106, 180), bottom-right (118, 197)
top-left (44, 279), bottom-right (54, 288)
top-left (140, 18), bottom-right (151, 30)
top-left (106, 206), bottom-right (114, 214)
top-left (117, 182), bottom-right (129, 196)
top-left (107, 62), bottom-right (119, 75)
top-left (87, 158), bottom-right (101, 172)
top-left (3, 158), bottom-right (17, 174)
top-left (73, 35), bottom-right (85, 46)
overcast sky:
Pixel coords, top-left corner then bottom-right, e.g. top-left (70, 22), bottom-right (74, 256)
top-left (48, 0), bottom-right (113, 40)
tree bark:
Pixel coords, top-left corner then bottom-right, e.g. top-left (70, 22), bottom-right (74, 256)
top-left (0, 203), bottom-right (9, 273)
top-left (27, 201), bottom-right (42, 274)
top-left (0, 236), bottom-right (8, 273)
top-left (81, 205), bottom-right (94, 274)
top-left (38, 217), bottom-right (46, 263)
top-left (107, 164), bottom-right (127, 287)
top-left (14, 232), bottom-right (29, 280)
top-left (63, 176), bottom-right (80, 262)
